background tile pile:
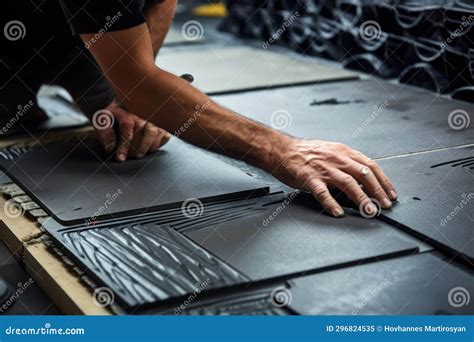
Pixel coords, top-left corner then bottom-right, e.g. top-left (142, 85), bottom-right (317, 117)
top-left (221, 0), bottom-right (474, 102)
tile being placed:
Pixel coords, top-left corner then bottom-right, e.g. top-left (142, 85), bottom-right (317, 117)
top-left (288, 252), bottom-right (474, 315)
top-left (213, 79), bottom-right (474, 158)
top-left (157, 46), bottom-right (358, 94)
top-left (378, 146), bottom-right (474, 265)
top-left (0, 137), bottom-right (268, 225)
top-left (186, 192), bottom-right (425, 281)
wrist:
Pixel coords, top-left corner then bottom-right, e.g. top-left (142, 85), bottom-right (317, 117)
top-left (259, 130), bottom-right (295, 174)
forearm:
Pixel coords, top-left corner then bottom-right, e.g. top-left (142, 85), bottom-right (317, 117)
top-left (82, 22), bottom-right (397, 218)
top-left (118, 67), bottom-right (288, 171)
top-left (88, 22), bottom-right (289, 172)
top-left (144, 0), bottom-right (177, 55)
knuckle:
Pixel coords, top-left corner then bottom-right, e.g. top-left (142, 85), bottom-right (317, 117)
top-left (374, 187), bottom-right (386, 197)
top-left (355, 192), bottom-right (367, 203)
top-left (326, 150), bottom-right (340, 160)
top-left (334, 142), bottom-right (348, 150)
top-left (368, 159), bottom-right (382, 172)
top-left (121, 129), bottom-right (133, 138)
top-left (149, 125), bottom-right (159, 135)
top-left (146, 133), bottom-right (157, 143)
top-left (308, 158), bottom-right (319, 168)
top-left (341, 175), bottom-right (354, 184)
top-left (381, 178), bottom-right (393, 189)
top-left (122, 133), bottom-right (133, 141)
top-left (366, 160), bottom-right (378, 169)
top-left (122, 119), bottom-right (134, 129)
top-left (312, 185), bottom-right (327, 198)
top-left (118, 143), bottom-right (130, 151)
top-left (319, 195), bottom-right (332, 207)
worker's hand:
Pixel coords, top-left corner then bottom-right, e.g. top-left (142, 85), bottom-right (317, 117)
top-left (272, 138), bottom-right (397, 218)
top-left (93, 101), bottom-right (171, 161)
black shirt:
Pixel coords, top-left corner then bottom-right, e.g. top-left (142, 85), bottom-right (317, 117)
top-left (0, 0), bottom-right (159, 66)
top-left (59, 0), bottom-right (150, 35)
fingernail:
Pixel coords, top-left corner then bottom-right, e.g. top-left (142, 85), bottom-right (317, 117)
top-left (382, 198), bottom-right (392, 208)
top-left (118, 154), bottom-right (126, 162)
top-left (136, 153), bottom-right (144, 159)
top-left (333, 208), bottom-right (344, 217)
top-left (389, 190), bottom-right (398, 200)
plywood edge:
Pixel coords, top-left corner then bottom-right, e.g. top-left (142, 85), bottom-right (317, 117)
top-left (23, 242), bottom-right (111, 315)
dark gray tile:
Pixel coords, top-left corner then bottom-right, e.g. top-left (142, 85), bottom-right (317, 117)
top-left (148, 284), bottom-right (292, 315)
top-left (158, 46), bottom-right (357, 94)
top-left (61, 223), bottom-right (248, 308)
top-left (0, 137), bottom-right (268, 224)
top-left (214, 79), bottom-right (474, 158)
top-left (186, 193), bottom-right (423, 280)
top-left (288, 252), bottom-right (474, 315)
top-left (379, 146), bottom-right (474, 265)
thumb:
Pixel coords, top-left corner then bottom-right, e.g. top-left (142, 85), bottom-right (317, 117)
top-left (151, 129), bottom-right (172, 151)
top-left (96, 126), bottom-right (117, 154)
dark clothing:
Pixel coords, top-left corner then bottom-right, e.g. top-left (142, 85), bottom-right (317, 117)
top-left (0, 0), bottom-right (160, 124)
top-left (60, 0), bottom-right (148, 35)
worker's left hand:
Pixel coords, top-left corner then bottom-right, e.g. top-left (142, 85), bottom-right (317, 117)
top-left (93, 101), bottom-right (171, 161)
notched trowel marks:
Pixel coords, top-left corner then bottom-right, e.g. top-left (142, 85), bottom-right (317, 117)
top-left (63, 223), bottom-right (249, 308)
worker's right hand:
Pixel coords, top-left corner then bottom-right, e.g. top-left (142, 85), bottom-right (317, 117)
top-left (271, 137), bottom-right (398, 218)
top-left (93, 101), bottom-right (171, 162)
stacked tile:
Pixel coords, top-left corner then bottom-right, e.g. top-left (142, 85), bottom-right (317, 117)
top-left (222, 0), bottom-right (474, 102)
